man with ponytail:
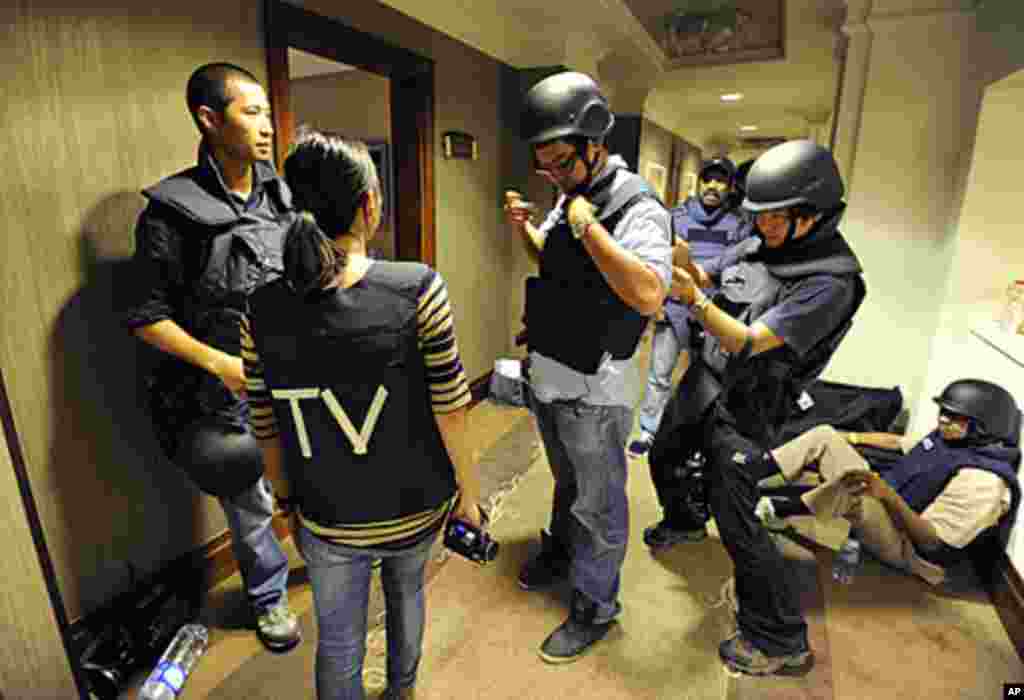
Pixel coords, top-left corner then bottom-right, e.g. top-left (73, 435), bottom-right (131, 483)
top-left (123, 63), bottom-right (301, 652)
top-left (243, 129), bottom-right (481, 700)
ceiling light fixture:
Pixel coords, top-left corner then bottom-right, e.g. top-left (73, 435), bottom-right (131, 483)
top-left (720, 93), bottom-right (744, 102)
top-left (739, 125), bottom-right (759, 131)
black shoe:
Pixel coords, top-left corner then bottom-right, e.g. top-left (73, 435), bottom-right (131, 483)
top-left (719, 632), bottom-right (813, 676)
top-left (519, 530), bottom-right (570, 590)
top-left (538, 591), bottom-right (616, 664)
top-left (643, 518), bottom-right (707, 548)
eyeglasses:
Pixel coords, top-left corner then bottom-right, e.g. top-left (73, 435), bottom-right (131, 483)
top-left (535, 151), bottom-right (579, 177)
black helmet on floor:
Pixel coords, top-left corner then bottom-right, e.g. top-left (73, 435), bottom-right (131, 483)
top-left (933, 378), bottom-right (1020, 442)
top-left (521, 72), bottom-right (614, 146)
top-left (699, 157), bottom-right (736, 184)
top-left (742, 140), bottom-right (844, 213)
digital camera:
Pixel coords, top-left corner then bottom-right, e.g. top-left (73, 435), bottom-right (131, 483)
top-left (443, 507), bottom-right (499, 564)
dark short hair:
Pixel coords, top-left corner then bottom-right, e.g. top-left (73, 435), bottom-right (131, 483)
top-left (186, 62), bottom-right (261, 130)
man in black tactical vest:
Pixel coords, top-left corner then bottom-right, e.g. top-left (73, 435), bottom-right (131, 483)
top-left (646, 140), bottom-right (866, 676)
top-left (503, 72), bottom-right (673, 663)
top-left (123, 63), bottom-right (300, 652)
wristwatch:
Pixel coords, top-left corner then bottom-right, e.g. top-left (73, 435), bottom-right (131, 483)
top-left (571, 214), bottom-right (595, 240)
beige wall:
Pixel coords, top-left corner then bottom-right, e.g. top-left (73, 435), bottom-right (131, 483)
top-left (1, 0), bottom-right (269, 624)
top-left (291, 70), bottom-right (391, 143)
top-left (0, 0), bottom-right (524, 633)
top-left (290, 70), bottom-right (395, 259)
top-left (908, 69), bottom-right (1024, 565)
top-left (639, 118), bottom-right (702, 208)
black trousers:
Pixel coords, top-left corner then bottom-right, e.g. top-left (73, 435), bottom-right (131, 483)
top-left (649, 405), bottom-right (808, 656)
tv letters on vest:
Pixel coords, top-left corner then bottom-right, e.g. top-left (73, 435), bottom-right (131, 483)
top-left (272, 386), bottom-right (389, 457)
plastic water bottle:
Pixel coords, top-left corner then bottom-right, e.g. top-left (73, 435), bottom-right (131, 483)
top-left (138, 624), bottom-right (208, 699)
top-left (832, 537), bottom-right (861, 584)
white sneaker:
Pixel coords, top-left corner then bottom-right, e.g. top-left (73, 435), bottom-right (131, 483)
top-left (754, 497), bottom-right (789, 532)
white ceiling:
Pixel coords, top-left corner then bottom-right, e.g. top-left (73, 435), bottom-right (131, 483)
top-left (365, 1), bottom-right (847, 149)
top-left (288, 48), bottom-right (356, 79)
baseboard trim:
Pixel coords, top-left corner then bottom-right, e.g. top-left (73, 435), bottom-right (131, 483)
top-left (989, 550), bottom-right (1024, 661)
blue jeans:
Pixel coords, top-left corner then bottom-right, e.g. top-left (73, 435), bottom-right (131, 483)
top-left (638, 320), bottom-right (690, 436)
top-left (526, 386), bottom-right (633, 623)
top-left (218, 476), bottom-right (291, 613)
top-left (297, 526), bottom-right (436, 700)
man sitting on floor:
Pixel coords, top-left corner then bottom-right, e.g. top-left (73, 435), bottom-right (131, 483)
top-left (756, 378), bottom-right (1021, 585)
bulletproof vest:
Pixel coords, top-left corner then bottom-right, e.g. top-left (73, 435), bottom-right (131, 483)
top-left (883, 429), bottom-right (1021, 515)
top-left (699, 236), bottom-right (866, 446)
top-left (246, 262), bottom-right (457, 527)
top-left (143, 161), bottom-right (293, 418)
top-left (525, 166), bottom-right (664, 374)
top-left (672, 200), bottom-right (747, 267)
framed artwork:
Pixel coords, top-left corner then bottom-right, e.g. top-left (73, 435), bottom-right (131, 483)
top-left (646, 161), bottom-right (668, 202)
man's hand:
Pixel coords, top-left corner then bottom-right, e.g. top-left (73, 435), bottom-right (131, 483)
top-left (566, 195), bottom-right (597, 230)
top-left (839, 471), bottom-right (893, 503)
top-left (453, 499), bottom-right (483, 530)
top-left (503, 191), bottom-right (534, 230)
top-left (212, 353), bottom-right (246, 395)
top-left (670, 265), bottom-right (698, 305)
top-left (672, 239), bottom-right (691, 269)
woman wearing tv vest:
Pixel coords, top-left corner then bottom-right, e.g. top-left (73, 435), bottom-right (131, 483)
top-left (241, 129), bottom-right (482, 700)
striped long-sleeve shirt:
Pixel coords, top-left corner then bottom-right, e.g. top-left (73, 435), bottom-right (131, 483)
top-left (241, 266), bottom-right (471, 549)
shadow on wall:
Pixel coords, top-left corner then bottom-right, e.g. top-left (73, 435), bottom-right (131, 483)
top-left (49, 192), bottom-right (203, 620)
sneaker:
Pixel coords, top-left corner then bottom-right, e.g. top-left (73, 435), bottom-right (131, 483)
top-left (642, 519), bottom-right (707, 548)
top-left (256, 602), bottom-right (302, 652)
top-left (719, 632), bottom-right (813, 676)
top-left (754, 496), bottom-right (790, 532)
top-left (380, 686), bottom-right (417, 700)
top-left (519, 530), bottom-right (570, 590)
top-left (627, 433), bottom-right (654, 458)
top-left (538, 591), bottom-right (616, 664)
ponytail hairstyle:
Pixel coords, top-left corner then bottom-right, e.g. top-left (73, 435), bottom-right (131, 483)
top-left (282, 127), bottom-right (381, 295)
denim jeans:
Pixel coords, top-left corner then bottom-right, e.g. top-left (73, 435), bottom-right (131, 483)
top-left (218, 476), bottom-right (291, 613)
top-left (638, 320), bottom-right (689, 436)
top-left (526, 386), bottom-right (633, 623)
top-left (297, 526), bottom-right (436, 700)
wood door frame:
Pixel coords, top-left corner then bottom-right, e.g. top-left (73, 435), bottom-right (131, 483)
top-left (264, 0), bottom-right (436, 265)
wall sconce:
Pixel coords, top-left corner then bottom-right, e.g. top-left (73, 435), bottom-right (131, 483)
top-left (443, 131), bottom-right (478, 160)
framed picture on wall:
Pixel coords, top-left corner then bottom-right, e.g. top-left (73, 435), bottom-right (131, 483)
top-left (366, 140), bottom-right (394, 235)
top-left (645, 161), bottom-right (668, 203)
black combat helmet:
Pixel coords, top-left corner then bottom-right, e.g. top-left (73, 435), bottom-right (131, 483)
top-left (521, 72), bottom-right (615, 146)
top-left (699, 157), bottom-right (736, 184)
top-left (933, 379), bottom-right (1021, 443)
top-left (743, 140), bottom-right (844, 213)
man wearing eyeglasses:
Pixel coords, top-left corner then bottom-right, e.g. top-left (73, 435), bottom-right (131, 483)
top-left (502, 72), bottom-right (672, 664)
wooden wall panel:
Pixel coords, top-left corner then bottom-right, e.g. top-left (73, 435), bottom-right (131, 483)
top-left (0, 373), bottom-right (80, 698)
top-left (0, 1), bottom-right (268, 623)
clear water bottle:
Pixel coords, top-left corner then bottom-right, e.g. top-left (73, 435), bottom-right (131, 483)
top-left (832, 537), bottom-right (861, 585)
top-left (138, 623), bottom-right (208, 699)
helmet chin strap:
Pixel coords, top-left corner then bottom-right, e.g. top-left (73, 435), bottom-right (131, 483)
top-left (783, 216), bottom-right (799, 246)
top-left (567, 145), bottom-right (601, 198)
